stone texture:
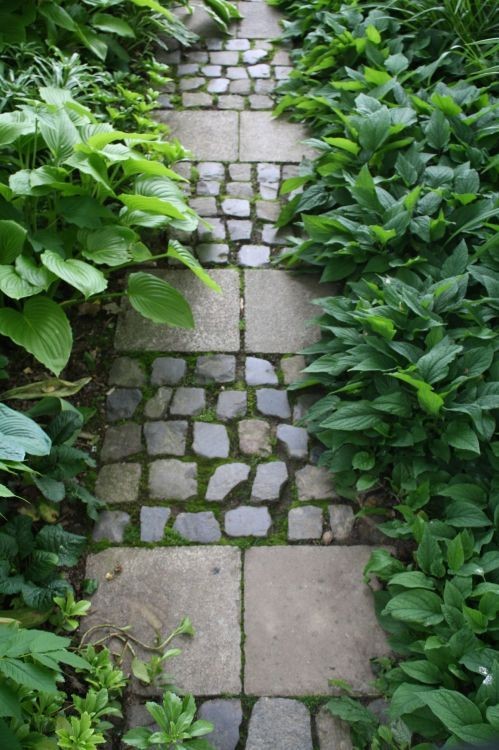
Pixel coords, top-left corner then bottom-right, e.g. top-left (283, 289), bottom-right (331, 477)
top-left (156, 111), bottom-right (238, 161)
top-left (109, 357), bottom-right (145, 387)
top-left (244, 547), bottom-right (389, 695)
top-left (197, 243), bottom-right (229, 264)
top-left (296, 465), bottom-right (337, 501)
top-left (193, 423), bottom-right (230, 459)
top-left (245, 356), bottom-right (277, 385)
top-left (149, 459), bottom-right (197, 500)
top-left (199, 699), bottom-right (242, 750)
top-left (229, 163), bottom-right (251, 181)
top-left (216, 391), bottom-right (247, 420)
top-left (144, 421), bottom-right (187, 456)
top-left (170, 387), bottom-right (206, 416)
top-left (106, 388), bottom-right (142, 422)
top-left (229, 79), bottom-right (251, 95)
top-left (174, 512), bottom-right (222, 543)
top-left (95, 463), bottom-right (141, 505)
top-left (316, 705), bottom-right (353, 750)
top-left (202, 65), bottom-right (222, 77)
top-left (226, 39), bottom-right (250, 51)
top-left (196, 179), bottom-right (220, 196)
top-left (226, 67), bottom-right (248, 80)
top-left (243, 48), bottom-right (267, 64)
top-left (222, 198), bottom-right (250, 217)
top-left (140, 506), bottom-right (171, 542)
top-left (256, 389), bottom-right (291, 418)
top-left (195, 355), bottom-right (236, 383)
top-left (145, 387), bottom-right (173, 419)
top-left (83, 547), bottom-right (241, 694)
top-left (248, 64), bottom-right (271, 78)
top-left (246, 698), bottom-right (313, 750)
top-left (92, 511), bottom-right (130, 543)
top-left (225, 506), bottom-right (271, 537)
top-left (183, 92), bottom-right (212, 108)
top-left (190, 197), bottom-right (218, 216)
top-left (276, 424), bottom-right (308, 459)
top-left (101, 423), bottom-right (142, 462)
top-left (227, 182), bottom-right (253, 198)
top-left (238, 419), bottom-right (271, 456)
top-left (227, 219), bottom-right (252, 241)
top-left (329, 505), bottom-right (355, 542)
top-left (208, 77), bottom-right (230, 94)
top-left (256, 201), bottom-right (280, 221)
top-left (210, 51), bottom-right (239, 65)
top-left (238, 245), bottom-right (270, 267)
top-left (180, 77), bottom-right (204, 91)
top-left (198, 162), bottom-right (225, 181)
top-left (288, 506), bottom-right (323, 541)
top-left (219, 95), bottom-right (245, 110)
top-left (245, 270), bottom-right (329, 353)
top-left (251, 461), bottom-right (288, 502)
top-left (239, 112), bottom-right (313, 162)
top-left (151, 357), bottom-right (186, 386)
top-left (198, 218), bottom-right (226, 241)
top-left (206, 463), bottom-right (251, 501)
top-left (115, 271), bottom-right (240, 353)
top-left (281, 355), bottom-right (306, 385)
top-left (237, 2), bottom-right (282, 37)
top-left (249, 95), bottom-right (273, 110)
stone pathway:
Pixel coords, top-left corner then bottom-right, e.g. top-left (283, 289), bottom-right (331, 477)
top-left (87, 3), bottom-right (389, 747)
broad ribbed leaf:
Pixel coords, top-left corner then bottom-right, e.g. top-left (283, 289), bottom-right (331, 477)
top-left (0, 221), bottom-right (26, 264)
top-left (0, 404), bottom-right (51, 457)
top-left (127, 272), bottom-right (194, 328)
top-left (382, 589), bottom-right (444, 626)
top-left (41, 251), bottom-right (107, 298)
top-left (167, 241), bottom-right (221, 292)
top-left (0, 297), bottom-right (72, 375)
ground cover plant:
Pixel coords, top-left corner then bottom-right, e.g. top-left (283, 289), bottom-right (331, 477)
top-left (271, 0), bottom-right (499, 746)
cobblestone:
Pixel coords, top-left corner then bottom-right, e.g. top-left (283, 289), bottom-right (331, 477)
top-left (196, 354), bottom-right (236, 383)
top-left (170, 387), bottom-right (206, 416)
top-left (217, 391), bottom-right (247, 420)
top-left (276, 424), bottom-right (308, 459)
top-left (93, 511), bottom-right (130, 543)
top-left (245, 356), bottom-right (278, 385)
top-left (206, 463), bottom-right (251, 501)
top-left (101, 423), bottom-right (142, 462)
top-left (144, 420), bottom-right (188, 456)
top-left (193, 422), bottom-right (230, 458)
top-left (225, 506), bottom-right (271, 537)
top-left (288, 506), bottom-right (323, 540)
top-left (151, 357), bottom-right (186, 385)
top-left (140, 507), bottom-right (171, 542)
top-left (109, 357), bottom-right (145, 387)
top-left (296, 465), bottom-right (337, 500)
top-left (95, 463), bottom-right (141, 505)
top-left (251, 461), bottom-right (288, 502)
top-left (256, 388), bottom-right (291, 418)
top-left (106, 388), bottom-right (142, 422)
top-left (174, 512), bottom-right (222, 543)
top-left (238, 419), bottom-right (272, 456)
top-left (149, 459), bottom-right (197, 500)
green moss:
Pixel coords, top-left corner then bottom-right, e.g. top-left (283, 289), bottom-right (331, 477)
top-left (195, 408), bottom-right (217, 423)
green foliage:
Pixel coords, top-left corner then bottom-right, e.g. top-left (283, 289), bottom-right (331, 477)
top-left (123, 692), bottom-right (215, 750)
top-left (273, 0), bottom-right (499, 747)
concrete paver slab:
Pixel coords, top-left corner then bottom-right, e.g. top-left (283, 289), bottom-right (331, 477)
top-left (245, 270), bottom-right (329, 353)
top-left (240, 112), bottom-right (312, 163)
top-left (244, 546), bottom-right (389, 695)
top-left (115, 270), bottom-right (240, 352)
top-left (155, 111), bottom-right (239, 161)
top-left (83, 547), bottom-right (241, 695)
top-left (237, 2), bottom-right (282, 38)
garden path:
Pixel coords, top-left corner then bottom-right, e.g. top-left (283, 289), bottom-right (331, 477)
top-left (84, 4), bottom-right (389, 747)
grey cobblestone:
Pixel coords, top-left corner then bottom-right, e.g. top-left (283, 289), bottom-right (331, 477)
top-left (193, 422), bottom-right (230, 458)
top-left (106, 388), bottom-right (142, 422)
top-left (206, 463), bottom-right (251, 501)
top-left (101, 423), bottom-right (142, 462)
top-left (217, 391), bottom-right (247, 420)
top-left (288, 506), bottom-right (323, 540)
top-left (149, 459), bottom-right (197, 500)
top-left (225, 506), bottom-right (271, 537)
top-left (196, 354), bottom-right (236, 383)
top-left (238, 245), bottom-right (270, 267)
top-left (256, 388), bottom-right (291, 418)
top-left (109, 357), bottom-right (145, 387)
top-left (93, 511), bottom-right (130, 543)
top-left (170, 387), bottom-right (206, 416)
top-left (140, 506), bottom-right (171, 542)
top-left (251, 461), bottom-right (288, 502)
top-left (197, 243), bottom-right (229, 264)
top-left (144, 420), bottom-right (188, 456)
top-left (238, 419), bottom-right (272, 456)
top-left (245, 356), bottom-right (277, 385)
top-left (174, 511), bottom-right (222, 542)
top-left (151, 357), bottom-right (186, 385)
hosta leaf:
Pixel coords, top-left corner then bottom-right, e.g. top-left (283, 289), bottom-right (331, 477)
top-left (418, 689), bottom-right (482, 733)
top-left (91, 13), bottom-right (135, 37)
top-left (0, 297), bottom-right (72, 376)
top-left (382, 589), bottom-right (444, 626)
top-left (127, 272), bottom-right (194, 328)
top-left (0, 404), bottom-right (51, 457)
top-left (82, 226), bottom-right (136, 266)
top-left (41, 251), bottom-right (107, 298)
top-left (0, 221), bottom-right (26, 264)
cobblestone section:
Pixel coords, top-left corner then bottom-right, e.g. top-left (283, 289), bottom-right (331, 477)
top-left (88, 4), bottom-right (389, 748)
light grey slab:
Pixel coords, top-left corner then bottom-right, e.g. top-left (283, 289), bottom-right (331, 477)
top-left (244, 270), bottom-right (331, 353)
top-left (155, 111), bottom-right (239, 161)
top-left (237, 2), bottom-right (282, 38)
top-left (83, 547), bottom-right (241, 695)
top-left (244, 546), bottom-right (390, 695)
top-left (239, 112), bottom-right (313, 163)
top-left (115, 270), bottom-right (240, 352)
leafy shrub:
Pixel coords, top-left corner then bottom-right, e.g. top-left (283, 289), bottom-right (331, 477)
top-left (0, 88), bottom-right (219, 374)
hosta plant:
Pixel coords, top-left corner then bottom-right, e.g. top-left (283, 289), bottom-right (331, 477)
top-left (0, 88), bottom-right (219, 375)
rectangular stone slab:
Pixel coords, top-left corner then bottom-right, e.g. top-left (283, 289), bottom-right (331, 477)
top-left (244, 546), bottom-right (390, 696)
top-left (237, 2), bottom-right (282, 38)
top-left (115, 270), bottom-right (240, 352)
top-left (83, 547), bottom-right (241, 695)
top-left (244, 270), bottom-right (331, 353)
top-left (239, 112), bottom-right (313, 163)
top-left (155, 111), bottom-right (239, 161)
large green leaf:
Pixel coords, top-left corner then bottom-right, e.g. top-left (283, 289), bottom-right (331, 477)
top-left (0, 221), bottom-right (27, 264)
top-left (418, 689), bottom-right (482, 734)
top-left (382, 589), bottom-right (444, 626)
top-left (41, 251), bottom-right (107, 298)
top-left (0, 297), bottom-right (72, 376)
top-left (81, 226), bottom-right (136, 266)
top-left (127, 272), bottom-right (194, 328)
top-left (0, 404), bottom-right (51, 459)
